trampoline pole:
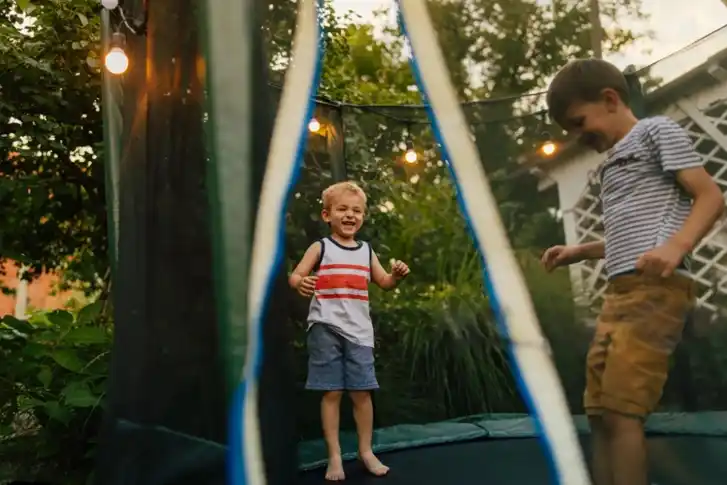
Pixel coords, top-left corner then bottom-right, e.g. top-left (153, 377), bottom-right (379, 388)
top-left (200, 0), bottom-right (302, 484)
top-left (327, 106), bottom-right (347, 182)
top-left (396, 2), bottom-right (591, 484)
top-left (100, 8), bottom-right (121, 275)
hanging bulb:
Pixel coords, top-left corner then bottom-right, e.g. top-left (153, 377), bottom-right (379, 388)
top-left (403, 137), bottom-right (418, 164)
top-left (105, 47), bottom-right (128, 74)
top-left (105, 32), bottom-right (128, 75)
top-left (308, 118), bottom-right (321, 133)
top-left (404, 148), bottom-right (418, 164)
top-left (101, 0), bottom-right (119, 9)
top-left (538, 131), bottom-right (557, 157)
top-left (541, 140), bottom-right (557, 156)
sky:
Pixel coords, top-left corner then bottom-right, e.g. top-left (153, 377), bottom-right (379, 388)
top-left (330, 0), bottom-right (727, 86)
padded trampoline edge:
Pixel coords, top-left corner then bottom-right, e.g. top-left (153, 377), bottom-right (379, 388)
top-left (297, 411), bottom-right (727, 470)
top-left (108, 419), bottom-right (226, 484)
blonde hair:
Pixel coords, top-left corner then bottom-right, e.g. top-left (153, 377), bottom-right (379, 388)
top-left (321, 181), bottom-right (367, 209)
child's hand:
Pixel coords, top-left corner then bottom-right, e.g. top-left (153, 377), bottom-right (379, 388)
top-left (390, 260), bottom-right (410, 280)
top-left (541, 245), bottom-right (583, 272)
top-left (297, 275), bottom-right (318, 297)
top-left (636, 241), bottom-right (688, 278)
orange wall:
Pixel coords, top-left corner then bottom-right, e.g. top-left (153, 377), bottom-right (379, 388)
top-left (0, 260), bottom-right (74, 317)
top-left (0, 263), bottom-right (18, 316)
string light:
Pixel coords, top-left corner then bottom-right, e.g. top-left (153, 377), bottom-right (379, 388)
top-left (308, 118), bottom-right (321, 133)
top-left (101, 0), bottom-right (119, 9)
top-left (540, 140), bottom-right (557, 157)
top-left (404, 148), bottom-right (418, 164)
top-left (403, 127), bottom-right (417, 164)
top-left (104, 33), bottom-right (129, 75)
top-left (537, 130), bottom-right (557, 157)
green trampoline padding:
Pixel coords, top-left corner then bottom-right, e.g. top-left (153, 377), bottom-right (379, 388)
top-left (298, 411), bottom-right (727, 470)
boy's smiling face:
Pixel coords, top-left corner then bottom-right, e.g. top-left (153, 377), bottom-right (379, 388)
top-left (561, 88), bottom-right (628, 153)
top-left (322, 191), bottom-right (365, 240)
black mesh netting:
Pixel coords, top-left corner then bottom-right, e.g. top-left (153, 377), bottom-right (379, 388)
top-left (283, 87), bottom-right (727, 445)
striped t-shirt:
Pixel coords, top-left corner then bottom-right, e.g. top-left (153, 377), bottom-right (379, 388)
top-left (598, 116), bottom-right (703, 278)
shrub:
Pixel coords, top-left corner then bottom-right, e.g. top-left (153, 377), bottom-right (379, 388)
top-left (0, 301), bottom-right (111, 484)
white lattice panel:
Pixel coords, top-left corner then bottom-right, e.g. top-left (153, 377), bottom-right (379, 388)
top-left (571, 174), bottom-right (609, 311)
top-left (570, 100), bottom-right (727, 318)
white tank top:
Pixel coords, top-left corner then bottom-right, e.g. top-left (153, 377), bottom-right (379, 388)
top-left (307, 237), bottom-right (374, 347)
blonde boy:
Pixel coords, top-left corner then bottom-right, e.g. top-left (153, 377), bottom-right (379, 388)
top-left (290, 181), bottom-right (410, 481)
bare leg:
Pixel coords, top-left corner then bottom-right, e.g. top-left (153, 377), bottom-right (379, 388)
top-left (589, 415), bottom-right (612, 485)
top-left (604, 412), bottom-right (648, 485)
top-left (321, 391), bottom-right (345, 481)
top-left (349, 390), bottom-right (389, 476)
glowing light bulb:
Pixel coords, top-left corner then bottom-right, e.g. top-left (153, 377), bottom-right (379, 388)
top-left (541, 141), bottom-right (557, 157)
top-left (104, 47), bottom-right (129, 75)
top-left (101, 0), bottom-right (119, 9)
top-left (308, 118), bottom-right (321, 133)
top-left (404, 149), bottom-right (417, 164)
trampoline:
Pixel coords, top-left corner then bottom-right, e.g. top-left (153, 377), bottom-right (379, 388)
top-left (297, 435), bottom-right (727, 485)
top-left (298, 412), bottom-right (727, 485)
top-left (91, 1), bottom-right (727, 485)
top-left (297, 413), bottom-right (727, 485)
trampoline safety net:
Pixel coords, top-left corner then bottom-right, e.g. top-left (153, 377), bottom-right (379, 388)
top-left (87, 2), bottom-right (727, 485)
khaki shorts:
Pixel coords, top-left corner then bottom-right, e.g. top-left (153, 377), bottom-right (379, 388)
top-left (584, 271), bottom-right (695, 418)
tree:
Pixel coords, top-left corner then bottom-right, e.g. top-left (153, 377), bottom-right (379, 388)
top-left (267, 0), bottom-right (651, 250)
top-left (421, 0), bottom-right (650, 248)
top-left (0, 0), bottom-right (106, 290)
top-left (274, 0), bottom-right (652, 433)
top-left (0, 0), bottom-right (653, 440)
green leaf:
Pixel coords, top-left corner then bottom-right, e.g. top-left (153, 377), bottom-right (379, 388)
top-left (46, 310), bottom-right (74, 328)
top-left (15, 0), bottom-right (31, 12)
top-left (19, 397), bottom-right (44, 411)
top-left (64, 326), bottom-right (108, 345)
top-left (77, 13), bottom-right (89, 27)
top-left (1, 315), bottom-right (34, 334)
top-left (38, 366), bottom-right (53, 388)
top-left (76, 300), bottom-right (103, 325)
top-left (51, 349), bottom-right (84, 372)
top-left (23, 342), bottom-right (48, 357)
top-left (44, 400), bottom-right (71, 424)
top-left (62, 381), bottom-right (98, 407)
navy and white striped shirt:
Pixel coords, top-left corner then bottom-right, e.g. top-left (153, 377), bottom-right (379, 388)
top-left (598, 116), bottom-right (703, 278)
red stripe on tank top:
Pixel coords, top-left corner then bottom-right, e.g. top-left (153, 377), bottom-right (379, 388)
top-left (315, 293), bottom-right (369, 301)
top-left (316, 274), bottom-right (369, 291)
top-left (318, 264), bottom-right (370, 272)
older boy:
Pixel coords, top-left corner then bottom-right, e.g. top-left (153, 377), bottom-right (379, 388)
top-left (541, 58), bottom-right (724, 485)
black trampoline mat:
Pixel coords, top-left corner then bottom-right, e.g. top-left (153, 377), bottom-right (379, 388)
top-left (297, 435), bottom-right (727, 485)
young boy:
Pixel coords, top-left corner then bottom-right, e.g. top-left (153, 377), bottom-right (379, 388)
top-left (289, 181), bottom-right (410, 481)
top-left (541, 58), bottom-right (725, 485)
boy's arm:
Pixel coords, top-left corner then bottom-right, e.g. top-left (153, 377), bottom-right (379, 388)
top-left (672, 168), bottom-right (725, 251)
top-left (370, 251), bottom-right (399, 290)
top-left (288, 242), bottom-right (322, 290)
top-left (651, 118), bottom-right (724, 252)
top-left (577, 241), bottom-right (605, 260)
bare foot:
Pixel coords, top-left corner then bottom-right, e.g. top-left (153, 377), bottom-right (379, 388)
top-left (360, 450), bottom-right (389, 477)
top-left (325, 454), bottom-right (345, 481)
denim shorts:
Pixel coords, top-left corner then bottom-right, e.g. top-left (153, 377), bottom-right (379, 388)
top-left (305, 323), bottom-right (379, 391)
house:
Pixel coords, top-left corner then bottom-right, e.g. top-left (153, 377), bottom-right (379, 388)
top-left (0, 260), bottom-right (77, 318)
top-left (526, 47), bottom-right (727, 322)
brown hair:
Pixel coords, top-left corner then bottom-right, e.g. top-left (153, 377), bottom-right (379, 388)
top-left (546, 58), bottom-right (630, 128)
top-left (321, 181), bottom-right (367, 209)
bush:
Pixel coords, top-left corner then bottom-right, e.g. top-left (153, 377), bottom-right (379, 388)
top-left (0, 301), bottom-right (111, 484)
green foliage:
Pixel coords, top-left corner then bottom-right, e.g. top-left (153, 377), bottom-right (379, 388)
top-left (274, 0), bottom-right (656, 438)
top-left (0, 0), bottom-right (106, 288)
top-left (5, 0), bottom-right (713, 481)
top-left (0, 301), bottom-right (110, 483)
